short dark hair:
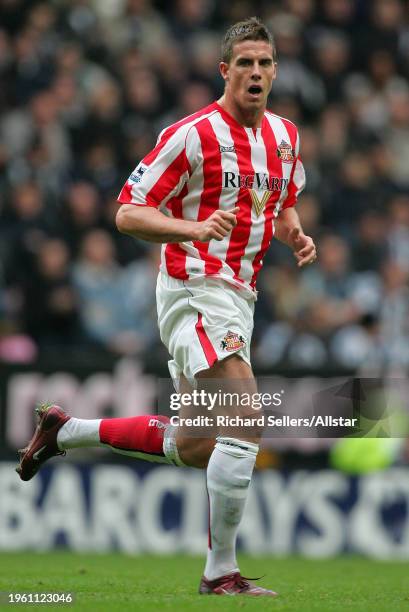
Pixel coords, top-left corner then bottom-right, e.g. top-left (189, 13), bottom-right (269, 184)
top-left (222, 17), bottom-right (276, 64)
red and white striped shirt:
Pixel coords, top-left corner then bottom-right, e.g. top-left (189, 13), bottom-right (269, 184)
top-left (118, 101), bottom-right (305, 297)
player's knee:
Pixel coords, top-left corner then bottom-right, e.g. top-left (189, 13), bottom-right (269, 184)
top-left (177, 436), bottom-right (215, 468)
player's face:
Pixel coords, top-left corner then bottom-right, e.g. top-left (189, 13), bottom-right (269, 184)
top-left (220, 40), bottom-right (276, 112)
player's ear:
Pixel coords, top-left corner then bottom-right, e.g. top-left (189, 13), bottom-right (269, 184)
top-left (219, 61), bottom-right (229, 82)
top-left (272, 61), bottom-right (278, 80)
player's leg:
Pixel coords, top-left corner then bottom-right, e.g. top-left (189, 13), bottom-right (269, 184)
top-left (178, 355), bottom-right (276, 595)
top-left (56, 370), bottom-right (209, 467)
top-left (158, 277), bottom-right (276, 592)
top-left (188, 357), bottom-right (260, 580)
top-left (16, 406), bottom-right (187, 481)
top-left (59, 413), bottom-right (179, 463)
top-left (16, 364), bottom-right (217, 481)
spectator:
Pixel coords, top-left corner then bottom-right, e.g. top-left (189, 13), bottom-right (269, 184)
top-left (268, 13), bottom-right (326, 114)
top-left (2, 182), bottom-right (54, 286)
top-left (313, 30), bottom-right (351, 103)
top-left (383, 85), bottom-right (409, 188)
top-left (352, 210), bottom-right (388, 273)
top-left (387, 195), bottom-right (409, 272)
top-left (59, 182), bottom-right (103, 256)
top-left (323, 151), bottom-right (377, 234)
top-left (379, 260), bottom-right (409, 365)
top-left (72, 229), bottom-right (125, 348)
top-left (21, 238), bottom-right (80, 348)
top-left (299, 234), bottom-right (376, 334)
top-left (72, 229), bottom-right (157, 355)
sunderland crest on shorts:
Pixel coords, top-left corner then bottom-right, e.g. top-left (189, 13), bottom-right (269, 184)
top-left (221, 331), bottom-right (246, 352)
top-left (276, 140), bottom-right (295, 163)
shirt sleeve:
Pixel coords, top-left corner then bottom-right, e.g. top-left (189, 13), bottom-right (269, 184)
top-left (281, 130), bottom-right (306, 210)
top-left (117, 124), bottom-right (193, 211)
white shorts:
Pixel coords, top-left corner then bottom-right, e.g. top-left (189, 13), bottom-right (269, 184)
top-left (156, 272), bottom-right (255, 386)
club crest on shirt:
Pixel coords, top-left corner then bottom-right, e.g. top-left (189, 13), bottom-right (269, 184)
top-left (276, 140), bottom-right (295, 163)
top-left (130, 163), bottom-right (148, 183)
top-left (221, 331), bottom-right (246, 352)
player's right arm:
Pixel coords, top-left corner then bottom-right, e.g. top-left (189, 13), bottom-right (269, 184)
top-left (116, 120), bottom-right (238, 243)
top-left (116, 204), bottom-right (239, 244)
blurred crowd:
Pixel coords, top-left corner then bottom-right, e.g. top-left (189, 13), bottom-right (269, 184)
top-left (0, 0), bottom-right (409, 372)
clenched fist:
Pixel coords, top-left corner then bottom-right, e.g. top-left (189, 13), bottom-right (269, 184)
top-left (193, 207), bottom-right (240, 242)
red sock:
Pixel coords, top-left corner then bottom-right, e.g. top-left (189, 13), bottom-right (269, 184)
top-left (100, 415), bottom-right (170, 459)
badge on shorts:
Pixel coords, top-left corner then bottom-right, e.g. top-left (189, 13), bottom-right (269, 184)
top-left (221, 331), bottom-right (246, 352)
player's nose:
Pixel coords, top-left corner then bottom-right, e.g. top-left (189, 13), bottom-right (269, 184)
top-left (251, 62), bottom-right (262, 79)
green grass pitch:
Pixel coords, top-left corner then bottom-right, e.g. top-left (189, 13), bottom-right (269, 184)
top-left (0, 553), bottom-right (408, 611)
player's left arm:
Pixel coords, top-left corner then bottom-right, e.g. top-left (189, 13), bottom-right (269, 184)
top-left (274, 207), bottom-right (317, 267)
top-left (274, 128), bottom-right (317, 267)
